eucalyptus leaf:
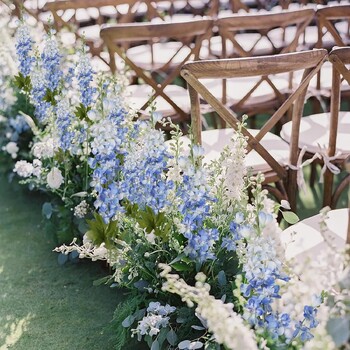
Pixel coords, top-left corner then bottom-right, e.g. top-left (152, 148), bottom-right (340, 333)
top-left (327, 317), bottom-right (350, 346)
top-left (282, 211), bottom-right (299, 225)
top-left (191, 325), bottom-right (205, 331)
top-left (57, 253), bottom-right (68, 265)
top-left (217, 270), bottom-right (227, 287)
top-left (166, 329), bottom-right (177, 346)
top-left (121, 315), bottom-right (135, 328)
top-left (189, 341), bottom-right (203, 349)
top-left (178, 340), bottom-right (191, 349)
top-left (151, 340), bottom-right (159, 350)
top-left (42, 202), bottom-right (53, 220)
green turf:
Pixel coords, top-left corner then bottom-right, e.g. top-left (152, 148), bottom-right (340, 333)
top-left (0, 175), bottom-right (126, 350)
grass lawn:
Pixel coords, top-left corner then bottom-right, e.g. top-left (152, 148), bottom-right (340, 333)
top-left (0, 175), bottom-right (126, 350)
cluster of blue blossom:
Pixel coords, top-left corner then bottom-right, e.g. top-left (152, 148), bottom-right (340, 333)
top-left (8, 115), bottom-right (30, 141)
top-left (15, 23), bottom-right (35, 77)
top-left (241, 214), bottom-right (320, 343)
top-left (120, 123), bottom-right (175, 214)
top-left (89, 99), bottom-right (131, 222)
top-left (174, 149), bottom-right (219, 263)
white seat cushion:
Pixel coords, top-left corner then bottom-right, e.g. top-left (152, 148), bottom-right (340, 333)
top-left (126, 41), bottom-right (209, 71)
top-left (174, 128), bottom-right (290, 172)
top-left (125, 84), bottom-right (190, 117)
top-left (200, 76), bottom-right (290, 105)
top-left (281, 208), bottom-right (348, 260)
top-left (280, 111), bottom-right (350, 155)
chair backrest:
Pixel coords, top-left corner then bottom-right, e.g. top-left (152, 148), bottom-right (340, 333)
top-left (100, 18), bottom-right (213, 119)
top-left (216, 8), bottom-right (315, 58)
top-left (316, 5), bottom-right (350, 49)
top-left (44, 0), bottom-right (167, 29)
top-left (327, 47), bottom-right (350, 157)
top-left (180, 49), bottom-right (327, 180)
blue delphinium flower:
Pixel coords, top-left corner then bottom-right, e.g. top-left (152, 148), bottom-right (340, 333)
top-left (89, 99), bottom-right (130, 222)
top-left (30, 64), bottom-right (51, 122)
top-left (41, 32), bottom-right (62, 92)
top-left (76, 51), bottom-right (96, 108)
top-left (8, 114), bottom-right (30, 141)
top-left (55, 98), bottom-right (75, 151)
top-left (175, 154), bottom-right (218, 263)
top-left (120, 124), bottom-right (174, 213)
top-left (15, 23), bottom-right (35, 76)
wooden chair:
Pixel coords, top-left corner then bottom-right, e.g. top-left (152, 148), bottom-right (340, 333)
top-left (206, 8), bottom-right (315, 129)
top-left (280, 47), bottom-right (350, 209)
top-left (100, 18), bottom-right (213, 126)
top-left (180, 49), bottom-right (328, 211)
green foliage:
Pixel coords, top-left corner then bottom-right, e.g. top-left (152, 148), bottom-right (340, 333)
top-left (124, 201), bottom-right (172, 241)
top-left (112, 294), bottom-right (147, 350)
top-left (86, 213), bottom-right (118, 248)
top-left (75, 103), bottom-right (91, 123)
top-left (13, 72), bottom-right (31, 93)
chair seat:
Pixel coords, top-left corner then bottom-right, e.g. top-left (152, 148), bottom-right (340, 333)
top-left (124, 84), bottom-right (190, 117)
top-left (126, 41), bottom-right (209, 71)
top-left (209, 33), bottom-right (275, 57)
top-left (77, 24), bottom-right (102, 43)
top-left (174, 128), bottom-right (290, 172)
top-left (280, 111), bottom-right (350, 155)
top-left (281, 208), bottom-right (348, 261)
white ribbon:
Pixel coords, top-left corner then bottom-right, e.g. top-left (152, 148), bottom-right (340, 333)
top-left (288, 146), bottom-right (321, 192)
top-left (317, 144), bottom-right (342, 184)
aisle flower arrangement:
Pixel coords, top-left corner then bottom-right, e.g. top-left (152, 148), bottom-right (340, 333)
top-left (5, 20), bottom-right (349, 350)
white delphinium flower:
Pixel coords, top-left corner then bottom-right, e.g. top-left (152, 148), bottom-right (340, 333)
top-left (32, 136), bottom-right (58, 159)
top-left (4, 141), bottom-right (19, 159)
top-left (46, 167), bottom-right (64, 189)
top-left (73, 200), bottom-right (89, 218)
top-left (223, 133), bottom-right (247, 201)
top-left (13, 160), bottom-right (34, 177)
top-left (160, 265), bottom-right (258, 350)
top-left (132, 302), bottom-right (176, 339)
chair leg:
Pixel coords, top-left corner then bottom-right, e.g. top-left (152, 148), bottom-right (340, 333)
top-left (331, 173), bottom-right (350, 209)
top-left (322, 168), bottom-right (334, 208)
top-left (286, 169), bottom-right (298, 213)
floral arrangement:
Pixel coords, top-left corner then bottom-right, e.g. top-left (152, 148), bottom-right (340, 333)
top-left (5, 19), bottom-right (349, 350)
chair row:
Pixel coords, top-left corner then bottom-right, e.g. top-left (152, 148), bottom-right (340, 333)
top-left (180, 47), bottom-right (350, 212)
top-left (98, 6), bottom-right (349, 129)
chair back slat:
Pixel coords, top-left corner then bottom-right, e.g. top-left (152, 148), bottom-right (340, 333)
top-left (181, 49), bottom-right (328, 182)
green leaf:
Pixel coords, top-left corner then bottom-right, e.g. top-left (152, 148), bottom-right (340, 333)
top-left (327, 317), bottom-right (350, 346)
top-left (93, 276), bottom-right (110, 286)
top-left (121, 315), bottom-right (135, 328)
top-left (282, 211), bottom-right (299, 225)
top-left (172, 262), bottom-right (192, 272)
top-left (166, 329), bottom-right (177, 346)
top-left (151, 340), bottom-right (159, 350)
top-left (57, 253), bottom-right (68, 265)
top-left (217, 270), bottom-right (227, 287)
top-left (42, 202), bottom-right (53, 219)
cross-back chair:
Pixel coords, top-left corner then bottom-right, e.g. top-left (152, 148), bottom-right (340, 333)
top-left (100, 18), bottom-right (214, 126)
top-left (181, 49), bottom-right (328, 211)
top-left (282, 47), bottom-right (350, 210)
top-left (205, 8), bottom-right (315, 129)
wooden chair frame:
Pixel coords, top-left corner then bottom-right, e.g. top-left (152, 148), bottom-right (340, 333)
top-left (322, 47), bottom-right (350, 208)
top-left (316, 5), bottom-right (350, 50)
top-left (216, 8), bottom-right (315, 58)
top-left (181, 49), bottom-right (328, 210)
top-left (100, 19), bottom-right (213, 122)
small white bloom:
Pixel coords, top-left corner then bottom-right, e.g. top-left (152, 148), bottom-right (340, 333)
top-left (47, 167), bottom-right (64, 189)
top-left (4, 141), bottom-right (19, 158)
top-left (281, 200), bottom-right (291, 210)
top-left (13, 160), bottom-right (34, 177)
